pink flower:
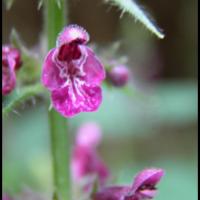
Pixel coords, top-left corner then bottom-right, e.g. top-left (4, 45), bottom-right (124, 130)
top-left (2, 194), bottom-right (12, 200)
top-left (41, 25), bottom-right (105, 117)
top-left (93, 168), bottom-right (164, 200)
top-left (2, 45), bottom-right (22, 95)
top-left (107, 65), bottom-right (129, 87)
top-left (71, 122), bottom-right (110, 186)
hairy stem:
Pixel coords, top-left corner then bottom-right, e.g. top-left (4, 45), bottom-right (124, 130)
top-left (3, 83), bottom-right (44, 117)
top-left (105, 0), bottom-right (164, 39)
top-left (45, 0), bottom-right (70, 200)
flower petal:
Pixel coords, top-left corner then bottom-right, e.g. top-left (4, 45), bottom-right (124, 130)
top-left (108, 65), bottom-right (129, 87)
top-left (83, 47), bottom-right (105, 85)
top-left (41, 48), bottom-right (66, 91)
top-left (2, 60), bottom-right (16, 95)
top-left (71, 145), bottom-right (109, 183)
top-left (139, 189), bottom-right (157, 199)
top-left (93, 186), bottom-right (130, 200)
top-left (2, 194), bottom-right (12, 200)
top-left (51, 82), bottom-right (102, 117)
top-left (57, 24), bottom-right (90, 47)
top-left (2, 45), bottom-right (22, 70)
top-left (76, 122), bottom-right (102, 147)
top-left (132, 168), bottom-right (165, 193)
top-left (57, 43), bottom-right (81, 62)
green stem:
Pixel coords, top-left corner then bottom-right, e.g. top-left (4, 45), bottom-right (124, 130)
top-left (46, 0), bottom-right (67, 49)
top-left (48, 109), bottom-right (70, 200)
top-left (45, 0), bottom-right (70, 200)
top-left (3, 83), bottom-right (44, 117)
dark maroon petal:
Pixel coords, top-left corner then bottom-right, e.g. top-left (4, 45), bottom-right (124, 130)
top-left (57, 43), bottom-right (82, 62)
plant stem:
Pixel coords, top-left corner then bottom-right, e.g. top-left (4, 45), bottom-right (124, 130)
top-left (46, 0), bottom-right (67, 49)
top-left (45, 0), bottom-right (70, 200)
top-left (49, 109), bottom-right (70, 200)
top-left (3, 83), bottom-right (44, 117)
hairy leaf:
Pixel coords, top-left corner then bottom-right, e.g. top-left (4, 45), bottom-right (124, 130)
top-left (104, 0), bottom-right (165, 39)
top-left (4, 0), bottom-right (15, 10)
top-left (38, 0), bottom-right (44, 10)
top-left (10, 29), bottom-right (41, 83)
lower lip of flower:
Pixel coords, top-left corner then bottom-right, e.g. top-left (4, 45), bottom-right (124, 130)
top-left (138, 185), bottom-right (157, 198)
top-left (139, 189), bottom-right (157, 198)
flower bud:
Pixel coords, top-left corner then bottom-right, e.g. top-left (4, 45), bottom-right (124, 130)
top-left (2, 45), bottom-right (22, 95)
top-left (107, 65), bottom-right (129, 87)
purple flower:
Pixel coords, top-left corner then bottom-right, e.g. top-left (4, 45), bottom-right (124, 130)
top-left (41, 25), bottom-right (105, 117)
top-left (71, 122), bottom-right (110, 186)
top-left (107, 65), bottom-right (129, 87)
top-left (2, 194), bottom-right (12, 200)
top-left (2, 45), bottom-right (22, 95)
top-left (93, 168), bottom-right (164, 200)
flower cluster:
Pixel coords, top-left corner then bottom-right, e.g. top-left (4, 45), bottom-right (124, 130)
top-left (71, 122), bottom-right (110, 187)
top-left (93, 168), bottom-right (164, 200)
top-left (2, 194), bottom-right (12, 200)
top-left (71, 122), bottom-right (164, 200)
top-left (41, 25), bottom-right (105, 118)
top-left (2, 45), bottom-right (22, 95)
top-left (2, 188), bottom-right (48, 200)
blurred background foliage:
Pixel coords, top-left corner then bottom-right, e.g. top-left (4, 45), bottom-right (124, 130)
top-left (2, 0), bottom-right (197, 200)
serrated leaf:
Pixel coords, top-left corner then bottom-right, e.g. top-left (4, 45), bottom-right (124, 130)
top-left (56, 0), bottom-right (61, 8)
top-left (10, 29), bottom-right (26, 52)
top-left (10, 29), bottom-right (41, 83)
top-left (104, 0), bottom-right (165, 39)
top-left (38, 0), bottom-right (61, 10)
top-left (38, 0), bottom-right (44, 10)
top-left (4, 0), bottom-right (15, 10)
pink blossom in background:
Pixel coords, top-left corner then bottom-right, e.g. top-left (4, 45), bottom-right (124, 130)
top-left (2, 45), bottom-right (22, 95)
top-left (107, 65), bottom-right (129, 87)
top-left (75, 122), bottom-right (102, 148)
top-left (93, 168), bottom-right (164, 200)
top-left (2, 194), bottom-right (12, 200)
top-left (41, 25), bottom-right (105, 117)
top-left (71, 122), bottom-right (110, 186)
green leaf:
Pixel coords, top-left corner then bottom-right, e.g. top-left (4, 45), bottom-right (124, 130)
top-left (104, 0), bottom-right (165, 39)
top-left (55, 0), bottom-right (61, 8)
top-left (37, 0), bottom-right (44, 10)
top-left (10, 29), bottom-right (24, 50)
top-left (10, 29), bottom-right (41, 83)
top-left (4, 0), bottom-right (15, 10)
top-left (3, 84), bottom-right (45, 118)
top-left (38, 0), bottom-right (62, 10)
